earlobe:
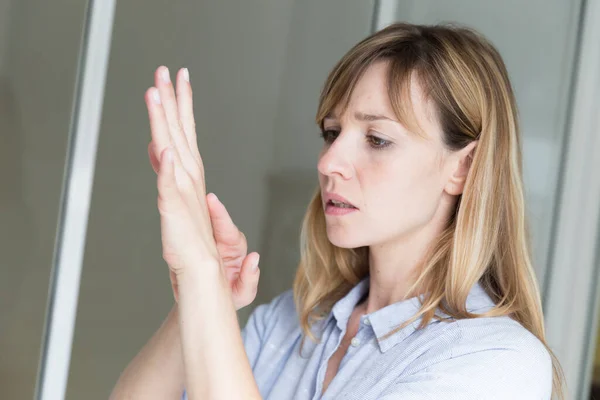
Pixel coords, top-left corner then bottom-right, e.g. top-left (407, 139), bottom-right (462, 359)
top-left (445, 140), bottom-right (478, 196)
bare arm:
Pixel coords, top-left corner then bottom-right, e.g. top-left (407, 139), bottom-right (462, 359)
top-left (178, 262), bottom-right (261, 400)
top-left (115, 65), bottom-right (261, 399)
top-left (109, 304), bottom-right (184, 400)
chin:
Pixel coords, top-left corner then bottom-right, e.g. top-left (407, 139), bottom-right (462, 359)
top-left (326, 231), bottom-right (366, 249)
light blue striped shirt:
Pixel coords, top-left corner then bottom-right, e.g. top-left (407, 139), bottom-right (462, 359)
top-left (183, 274), bottom-right (552, 399)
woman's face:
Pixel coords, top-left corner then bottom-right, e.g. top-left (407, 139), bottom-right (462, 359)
top-left (318, 60), bottom-right (460, 249)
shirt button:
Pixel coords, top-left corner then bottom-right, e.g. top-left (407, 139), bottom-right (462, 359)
top-left (363, 317), bottom-right (371, 326)
top-left (351, 337), bottom-right (361, 347)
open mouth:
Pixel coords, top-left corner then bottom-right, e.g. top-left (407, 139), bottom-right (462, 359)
top-left (327, 199), bottom-right (357, 209)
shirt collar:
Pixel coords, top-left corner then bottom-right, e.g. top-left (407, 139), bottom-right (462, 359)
top-left (330, 274), bottom-right (496, 353)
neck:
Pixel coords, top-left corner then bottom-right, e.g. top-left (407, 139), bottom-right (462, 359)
top-left (364, 218), bottom-right (447, 314)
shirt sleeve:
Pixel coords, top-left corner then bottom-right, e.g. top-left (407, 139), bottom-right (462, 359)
top-left (377, 337), bottom-right (553, 400)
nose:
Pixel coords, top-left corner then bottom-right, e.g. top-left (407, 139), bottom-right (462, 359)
top-left (317, 131), bottom-right (354, 181)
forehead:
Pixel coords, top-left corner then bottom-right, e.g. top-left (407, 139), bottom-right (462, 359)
top-left (331, 60), bottom-right (436, 133)
top-left (333, 60), bottom-right (392, 117)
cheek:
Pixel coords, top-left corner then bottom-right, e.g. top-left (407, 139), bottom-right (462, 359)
top-left (367, 150), bottom-right (444, 228)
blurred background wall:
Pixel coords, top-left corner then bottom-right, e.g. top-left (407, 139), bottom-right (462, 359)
top-left (0, 0), bottom-right (598, 399)
top-left (0, 0), bottom-right (85, 398)
top-left (0, 0), bottom-right (12, 76)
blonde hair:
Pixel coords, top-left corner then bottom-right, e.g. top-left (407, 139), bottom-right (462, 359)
top-left (292, 22), bottom-right (565, 398)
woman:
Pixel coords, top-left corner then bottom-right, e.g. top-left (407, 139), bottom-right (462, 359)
top-left (110, 23), bottom-right (565, 399)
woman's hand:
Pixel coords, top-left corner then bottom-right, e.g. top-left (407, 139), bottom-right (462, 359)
top-left (144, 65), bottom-right (260, 309)
top-left (203, 193), bottom-right (262, 310)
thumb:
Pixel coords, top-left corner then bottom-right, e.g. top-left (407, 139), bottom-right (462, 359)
top-left (234, 252), bottom-right (260, 304)
top-left (206, 193), bottom-right (241, 244)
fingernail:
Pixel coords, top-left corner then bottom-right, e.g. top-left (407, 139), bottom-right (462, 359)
top-left (161, 67), bottom-right (170, 83)
top-left (183, 68), bottom-right (189, 82)
top-left (152, 88), bottom-right (161, 104)
top-left (252, 255), bottom-right (260, 271)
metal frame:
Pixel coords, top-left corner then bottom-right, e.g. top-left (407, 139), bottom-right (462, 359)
top-left (34, 0), bottom-right (116, 399)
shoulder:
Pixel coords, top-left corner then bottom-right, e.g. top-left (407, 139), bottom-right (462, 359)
top-left (436, 316), bottom-right (553, 398)
top-left (385, 315), bottom-right (553, 399)
top-left (453, 315), bottom-right (552, 366)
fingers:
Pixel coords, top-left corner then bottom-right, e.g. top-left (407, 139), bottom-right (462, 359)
top-left (145, 87), bottom-right (172, 154)
top-left (175, 68), bottom-right (202, 164)
top-left (157, 147), bottom-right (181, 212)
top-left (157, 144), bottom-right (201, 214)
top-left (233, 252), bottom-right (260, 307)
top-left (206, 193), bottom-right (246, 247)
top-left (154, 66), bottom-right (200, 183)
top-left (148, 141), bottom-right (160, 174)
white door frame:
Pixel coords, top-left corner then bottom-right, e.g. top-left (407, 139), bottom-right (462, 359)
top-left (34, 1), bottom-right (116, 399)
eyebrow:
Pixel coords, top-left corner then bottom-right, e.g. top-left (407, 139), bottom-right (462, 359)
top-left (324, 111), bottom-right (397, 122)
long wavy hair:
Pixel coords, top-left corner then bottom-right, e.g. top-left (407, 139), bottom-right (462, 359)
top-left (292, 22), bottom-right (565, 398)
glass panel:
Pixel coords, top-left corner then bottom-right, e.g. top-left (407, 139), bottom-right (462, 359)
top-left (391, 0), bottom-right (583, 296)
top-left (0, 0), bottom-right (87, 398)
top-left (66, 1), bottom-right (375, 398)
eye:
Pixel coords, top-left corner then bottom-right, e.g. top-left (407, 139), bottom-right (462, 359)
top-left (319, 129), bottom-right (339, 144)
top-left (368, 134), bottom-right (392, 150)
top-left (319, 129), bottom-right (392, 150)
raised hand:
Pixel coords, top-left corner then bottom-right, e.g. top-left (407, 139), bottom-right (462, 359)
top-left (144, 66), bottom-right (260, 310)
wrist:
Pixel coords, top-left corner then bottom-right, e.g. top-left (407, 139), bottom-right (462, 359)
top-left (175, 258), bottom-right (228, 292)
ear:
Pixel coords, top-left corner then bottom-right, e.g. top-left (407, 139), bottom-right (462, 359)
top-left (444, 140), bottom-right (478, 196)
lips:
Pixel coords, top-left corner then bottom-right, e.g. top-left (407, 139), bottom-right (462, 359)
top-left (324, 192), bottom-right (358, 209)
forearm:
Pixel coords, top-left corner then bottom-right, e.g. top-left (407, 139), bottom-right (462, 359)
top-left (178, 261), bottom-right (261, 400)
top-left (110, 304), bottom-right (185, 400)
